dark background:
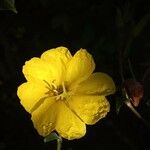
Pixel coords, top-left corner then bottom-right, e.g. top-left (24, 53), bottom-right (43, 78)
top-left (0, 0), bottom-right (150, 150)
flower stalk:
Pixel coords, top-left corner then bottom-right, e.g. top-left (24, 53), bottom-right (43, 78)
top-left (125, 100), bottom-right (150, 128)
top-left (57, 136), bottom-right (62, 150)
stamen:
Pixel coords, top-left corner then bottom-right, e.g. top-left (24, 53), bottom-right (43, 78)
top-left (53, 89), bottom-right (59, 95)
top-left (62, 82), bottom-right (67, 93)
top-left (51, 82), bottom-right (57, 90)
top-left (43, 80), bottom-right (51, 88)
top-left (43, 80), bottom-right (68, 101)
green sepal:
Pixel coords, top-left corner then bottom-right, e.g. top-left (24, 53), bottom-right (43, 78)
top-left (44, 132), bottom-right (59, 143)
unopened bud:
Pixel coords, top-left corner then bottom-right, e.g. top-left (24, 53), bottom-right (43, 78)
top-left (123, 79), bottom-right (143, 107)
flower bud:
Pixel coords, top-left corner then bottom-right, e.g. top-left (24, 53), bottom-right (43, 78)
top-left (124, 79), bottom-right (143, 107)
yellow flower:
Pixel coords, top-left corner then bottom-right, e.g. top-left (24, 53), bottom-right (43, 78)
top-left (17, 46), bottom-right (116, 140)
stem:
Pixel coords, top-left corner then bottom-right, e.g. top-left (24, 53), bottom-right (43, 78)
top-left (120, 58), bottom-right (125, 82)
top-left (125, 101), bottom-right (142, 119)
top-left (119, 50), bottom-right (125, 82)
top-left (57, 136), bottom-right (62, 150)
top-left (128, 59), bottom-right (136, 79)
top-left (143, 66), bottom-right (150, 81)
top-left (125, 100), bottom-right (150, 128)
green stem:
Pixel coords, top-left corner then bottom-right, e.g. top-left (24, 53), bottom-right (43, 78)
top-left (125, 100), bottom-right (150, 128)
top-left (57, 136), bottom-right (62, 150)
top-left (125, 101), bottom-right (142, 119)
top-left (118, 49), bottom-right (125, 82)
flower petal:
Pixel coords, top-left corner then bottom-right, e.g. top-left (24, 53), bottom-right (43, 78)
top-left (31, 98), bottom-right (57, 137)
top-left (55, 101), bottom-right (86, 140)
top-left (41, 47), bottom-right (72, 83)
top-left (17, 81), bottom-right (48, 113)
top-left (23, 57), bottom-right (59, 83)
top-left (41, 46), bottom-right (72, 65)
top-left (75, 72), bottom-right (116, 96)
top-left (66, 49), bottom-right (95, 87)
top-left (68, 95), bottom-right (110, 125)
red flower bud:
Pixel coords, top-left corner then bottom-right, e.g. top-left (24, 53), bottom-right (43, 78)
top-left (123, 79), bottom-right (144, 107)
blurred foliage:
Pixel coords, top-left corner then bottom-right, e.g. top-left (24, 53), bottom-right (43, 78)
top-left (0, 0), bottom-right (150, 150)
top-left (0, 0), bottom-right (17, 13)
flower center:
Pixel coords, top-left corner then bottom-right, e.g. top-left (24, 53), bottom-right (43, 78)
top-left (44, 80), bottom-right (68, 101)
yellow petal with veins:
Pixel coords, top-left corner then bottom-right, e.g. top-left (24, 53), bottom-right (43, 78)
top-left (41, 47), bottom-right (72, 83)
top-left (31, 98), bottom-right (57, 136)
top-left (55, 101), bottom-right (86, 140)
top-left (23, 57), bottom-right (59, 83)
top-left (68, 95), bottom-right (110, 125)
top-left (66, 49), bottom-right (95, 88)
top-left (41, 46), bottom-right (72, 65)
top-left (17, 81), bottom-right (48, 113)
top-left (75, 72), bottom-right (116, 96)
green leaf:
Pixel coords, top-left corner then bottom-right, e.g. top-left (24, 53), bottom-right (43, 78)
top-left (146, 98), bottom-right (150, 107)
top-left (116, 7), bottom-right (124, 28)
top-left (132, 14), bottom-right (150, 38)
top-left (44, 132), bottom-right (59, 143)
top-left (123, 14), bottom-right (150, 59)
top-left (0, 0), bottom-right (17, 13)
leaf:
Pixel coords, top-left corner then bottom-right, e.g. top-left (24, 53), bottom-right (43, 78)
top-left (44, 132), bottom-right (59, 143)
top-left (0, 0), bottom-right (17, 13)
top-left (123, 14), bottom-right (150, 59)
top-left (145, 98), bottom-right (150, 107)
top-left (116, 7), bottom-right (124, 28)
top-left (132, 14), bottom-right (150, 38)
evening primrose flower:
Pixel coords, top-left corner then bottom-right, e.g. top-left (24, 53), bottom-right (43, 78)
top-left (17, 46), bottom-right (116, 140)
